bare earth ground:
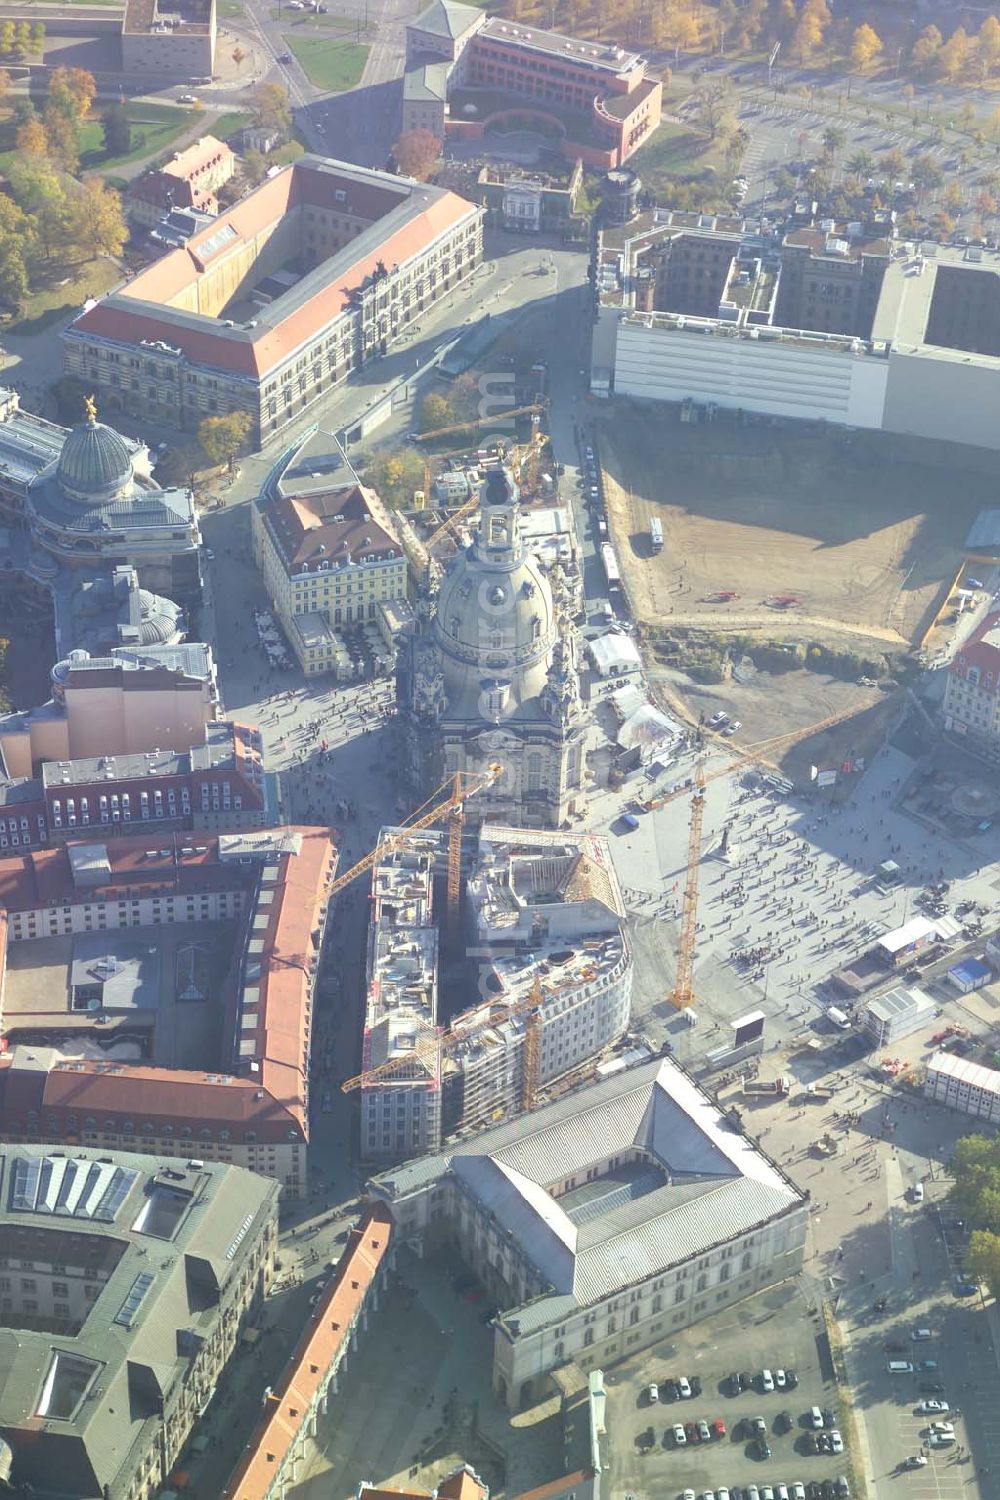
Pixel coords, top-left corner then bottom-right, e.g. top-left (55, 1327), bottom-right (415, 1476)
top-left (597, 407), bottom-right (979, 651)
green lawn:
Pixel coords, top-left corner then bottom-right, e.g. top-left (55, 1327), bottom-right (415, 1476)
top-left (211, 109), bottom-right (253, 142)
top-left (218, 0), bottom-right (244, 14)
top-left (282, 32), bottom-right (368, 90)
top-left (79, 102), bottom-right (199, 170)
top-left (628, 118), bottom-right (727, 199)
top-left (7, 257), bottom-right (120, 337)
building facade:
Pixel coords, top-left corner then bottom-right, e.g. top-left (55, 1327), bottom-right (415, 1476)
top-left (402, 0), bottom-right (661, 169)
top-left (121, 0), bottom-right (217, 78)
top-left (65, 158), bottom-right (484, 442)
top-left (361, 829), bottom-right (442, 1163)
top-left (592, 208), bottom-right (1000, 451)
top-left (359, 823), bottom-right (632, 1161)
top-left (1, 644), bottom-right (218, 778)
top-left (127, 135), bottom-right (236, 227)
top-left (0, 1146), bottom-right (277, 1500)
top-left (924, 1049), bottom-right (1000, 1123)
top-left (221, 1207), bottom-right (393, 1500)
top-left (252, 463), bottom-right (408, 676)
top-left (0, 391), bottom-right (200, 602)
top-left (397, 464), bottom-right (587, 829)
top-left (0, 828), bottom-right (336, 1196)
top-left (369, 1057), bottom-right (808, 1410)
top-left (943, 612), bottom-right (1000, 751)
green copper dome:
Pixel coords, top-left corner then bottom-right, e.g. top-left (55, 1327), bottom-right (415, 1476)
top-left (57, 402), bottom-right (135, 507)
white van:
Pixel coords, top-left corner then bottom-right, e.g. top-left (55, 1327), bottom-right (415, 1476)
top-left (828, 1007), bottom-right (851, 1030)
top-left (888, 1361), bottom-right (914, 1374)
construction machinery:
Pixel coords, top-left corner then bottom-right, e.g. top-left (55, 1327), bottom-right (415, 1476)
top-left (340, 971), bottom-right (553, 1109)
top-left (410, 401), bottom-right (548, 445)
top-left (670, 760), bottom-right (706, 1010)
top-left (325, 763), bottom-right (503, 923)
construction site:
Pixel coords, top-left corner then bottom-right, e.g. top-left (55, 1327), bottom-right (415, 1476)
top-left (596, 407), bottom-right (981, 654)
top-left (344, 811), bottom-right (634, 1164)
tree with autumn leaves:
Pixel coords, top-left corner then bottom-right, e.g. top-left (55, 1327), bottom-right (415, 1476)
top-left (0, 65), bottom-right (127, 312)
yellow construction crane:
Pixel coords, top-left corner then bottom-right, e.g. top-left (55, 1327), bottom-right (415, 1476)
top-left (643, 702), bottom-right (866, 813)
top-left (670, 761), bottom-right (706, 1011)
top-left (660, 699), bottom-right (883, 1011)
top-left (326, 764), bottom-right (503, 920)
top-left (341, 970), bottom-right (557, 1109)
top-left (410, 401), bottom-right (549, 445)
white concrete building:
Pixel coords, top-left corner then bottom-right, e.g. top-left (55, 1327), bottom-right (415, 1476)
top-left (860, 984), bottom-right (936, 1046)
top-left (593, 211), bottom-right (1000, 450)
top-left (361, 829), bottom-right (443, 1163)
top-left (925, 1050), bottom-right (1000, 1123)
top-left (369, 1056), bottom-right (808, 1410)
top-left (359, 824), bottom-right (633, 1160)
top-left (943, 611), bottom-right (1000, 751)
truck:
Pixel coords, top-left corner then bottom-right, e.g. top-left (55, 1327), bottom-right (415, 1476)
top-left (742, 1075), bottom-right (790, 1097)
top-left (802, 1082), bottom-right (834, 1102)
top-left (649, 516), bottom-right (663, 553)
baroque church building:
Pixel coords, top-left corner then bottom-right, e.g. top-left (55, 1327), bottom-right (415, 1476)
top-left (397, 463), bottom-right (586, 828)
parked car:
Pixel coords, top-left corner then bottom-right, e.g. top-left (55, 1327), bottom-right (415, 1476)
top-left (809, 1407), bottom-right (824, 1430)
top-left (830, 1431), bottom-right (844, 1454)
top-left (822, 1407), bottom-right (835, 1429)
top-left (917, 1400), bottom-right (949, 1415)
top-left (739, 1371), bottom-right (754, 1390)
top-left (690, 1376), bottom-right (703, 1398)
top-left (751, 1416), bottom-right (767, 1436)
top-left (755, 1437), bottom-right (772, 1460)
top-left (646, 1383), bottom-right (659, 1404)
top-left (761, 1369), bottom-right (775, 1392)
top-left (678, 1376), bottom-right (692, 1399)
top-left (672, 1423), bottom-right (687, 1446)
top-left (929, 1432), bottom-right (955, 1449)
top-left (712, 1418), bottom-right (727, 1439)
top-left (919, 1382), bottom-right (945, 1394)
top-left (917, 1360), bottom-right (938, 1372)
top-left (685, 1421), bottom-right (700, 1443)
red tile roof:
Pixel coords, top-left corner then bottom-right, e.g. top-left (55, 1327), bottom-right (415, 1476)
top-left (223, 1206), bottom-right (393, 1500)
top-left (0, 827), bottom-right (336, 1142)
top-left (72, 160), bottom-right (478, 381)
top-left (265, 484), bottom-right (402, 575)
top-left (950, 610), bottom-right (1000, 686)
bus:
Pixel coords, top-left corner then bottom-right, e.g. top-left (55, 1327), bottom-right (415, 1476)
top-left (601, 542), bottom-right (621, 590)
top-left (649, 517), bottom-right (663, 553)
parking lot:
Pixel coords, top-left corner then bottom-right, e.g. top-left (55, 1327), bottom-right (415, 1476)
top-left (603, 1283), bottom-right (853, 1500)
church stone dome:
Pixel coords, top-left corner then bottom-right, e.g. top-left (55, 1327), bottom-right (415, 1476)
top-left (432, 467), bottom-right (557, 718)
top-left (57, 401), bottom-right (135, 507)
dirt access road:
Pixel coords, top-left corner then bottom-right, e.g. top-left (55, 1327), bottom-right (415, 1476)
top-left (596, 407), bottom-right (978, 652)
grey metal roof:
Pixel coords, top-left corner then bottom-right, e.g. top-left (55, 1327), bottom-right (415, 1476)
top-left (411, 0), bottom-right (483, 40)
top-left (403, 60), bottom-right (451, 101)
top-left (372, 1058), bottom-right (805, 1314)
top-left (0, 1146), bottom-right (277, 1498)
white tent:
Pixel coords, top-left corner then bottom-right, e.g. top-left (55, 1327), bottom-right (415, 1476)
top-left (617, 703), bottom-right (682, 755)
top-left (588, 629), bottom-right (642, 678)
top-left (609, 684), bottom-right (647, 722)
